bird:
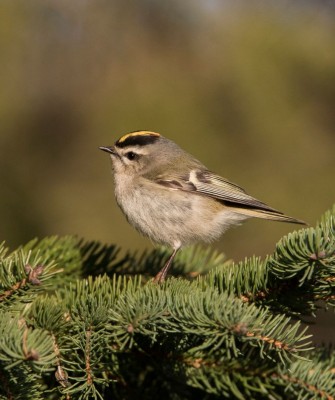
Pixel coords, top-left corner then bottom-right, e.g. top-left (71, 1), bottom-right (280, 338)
top-left (99, 130), bottom-right (305, 283)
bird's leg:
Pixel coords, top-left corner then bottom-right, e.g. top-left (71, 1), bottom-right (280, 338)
top-left (153, 246), bottom-right (180, 284)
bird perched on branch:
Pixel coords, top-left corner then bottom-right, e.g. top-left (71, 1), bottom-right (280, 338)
top-left (100, 131), bottom-right (305, 283)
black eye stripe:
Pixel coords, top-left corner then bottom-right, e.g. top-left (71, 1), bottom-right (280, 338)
top-left (115, 134), bottom-right (160, 148)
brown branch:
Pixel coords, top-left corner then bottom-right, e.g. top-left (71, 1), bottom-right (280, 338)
top-left (52, 333), bottom-right (70, 393)
top-left (22, 326), bottom-right (39, 361)
top-left (0, 264), bottom-right (45, 302)
top-left (232, 323), bottom-right (293, 351)
top-left (85, 327), bottom-right (93, 386)
top-left (275, 372), bottom-right (334, 400)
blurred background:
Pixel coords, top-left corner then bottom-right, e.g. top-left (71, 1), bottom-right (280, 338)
top-left (0, 0), bottom-right (334, 319)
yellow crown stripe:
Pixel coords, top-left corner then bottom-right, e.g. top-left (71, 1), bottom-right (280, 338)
top-left (118, 131), bottom-right (161, 143)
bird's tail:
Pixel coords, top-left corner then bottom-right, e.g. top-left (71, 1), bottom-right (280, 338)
top-left (230, 207), bottom-right (306, 225)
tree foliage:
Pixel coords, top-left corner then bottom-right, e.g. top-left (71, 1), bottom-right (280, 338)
top-left (0, 205), bottom-right (334, 399)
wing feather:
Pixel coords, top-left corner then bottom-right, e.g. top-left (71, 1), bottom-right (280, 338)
top-left (151, 168), bottom-right (305, 224)
top-left (155, 169), bottom-right (280, 213)
top-left (193, 171), bottom-right (278, 212)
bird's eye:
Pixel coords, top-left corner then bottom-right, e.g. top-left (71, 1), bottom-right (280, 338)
top-left (125, 151), bottom-right (137, 161)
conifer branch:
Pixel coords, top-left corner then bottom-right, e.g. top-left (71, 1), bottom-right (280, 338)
top-left (85, 326), bottom-right (93, 386)
top-left (0, 205), bottom-right (334, 399)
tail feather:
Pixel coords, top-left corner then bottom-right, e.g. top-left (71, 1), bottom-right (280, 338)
top-left (230, 207), bottom-right (306, 225)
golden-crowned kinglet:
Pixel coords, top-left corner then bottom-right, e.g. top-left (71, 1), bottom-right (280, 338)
top-left (100, 131), bottom-right (305, 283)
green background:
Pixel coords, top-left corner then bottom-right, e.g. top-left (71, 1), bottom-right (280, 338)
top-left (1, 1), bottom-right (334, 338)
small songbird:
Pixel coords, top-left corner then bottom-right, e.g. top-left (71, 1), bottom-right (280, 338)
top-left (100, 131), bottom-right (305, 283)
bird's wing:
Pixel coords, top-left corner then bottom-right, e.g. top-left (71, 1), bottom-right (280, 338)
top-left (154, 169), bottom-right (279, 213)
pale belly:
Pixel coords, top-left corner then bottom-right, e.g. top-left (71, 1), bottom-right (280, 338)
top-left (115, 182), bottom-right (246, 247)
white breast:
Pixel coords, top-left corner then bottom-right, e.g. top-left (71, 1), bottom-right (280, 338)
top-left (114, 175), bottom-right (248, 247)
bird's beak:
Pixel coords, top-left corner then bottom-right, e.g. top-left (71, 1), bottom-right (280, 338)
top-left (99, 146), bottom-right (116, 155)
